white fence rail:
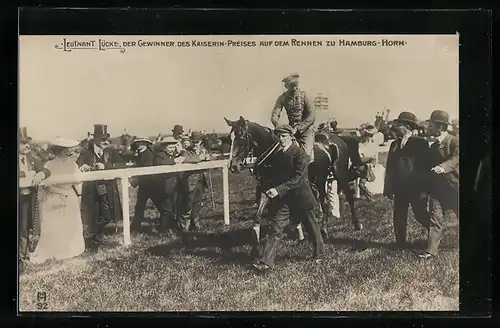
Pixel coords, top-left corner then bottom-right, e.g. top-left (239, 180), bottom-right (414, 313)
top-left (19, 159), bottom-right (230, 246)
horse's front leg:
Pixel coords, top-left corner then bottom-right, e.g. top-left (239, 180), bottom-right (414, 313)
top-left (340, 180), bottom-right (363, 231)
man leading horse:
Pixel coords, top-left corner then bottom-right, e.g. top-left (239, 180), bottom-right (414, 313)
top-left (269, 74), bottom-right (314, 240)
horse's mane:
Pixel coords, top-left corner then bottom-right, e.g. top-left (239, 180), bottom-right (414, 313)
top-left (246, 121), bottom-right (276, 140)
top-left (245, 120), bottom-right (277, 155)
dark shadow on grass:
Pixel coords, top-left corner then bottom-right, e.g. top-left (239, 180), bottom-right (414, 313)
top-left (146, 240), bottom-right (184, 258)
top-left (144, 230), bottom-right (256, 266)
top-left (325, 236), bottom-right (457, 253)
top-left (325, 237), bottom-right (414, 252)
top-left (185, 229), bottom-right (257, 249)
top-left (102, 221), bottom-right (164, 238)
top-left (181, 248), bottom-right (254, 266)
top-left (145, 228), bottom-right (256, 257)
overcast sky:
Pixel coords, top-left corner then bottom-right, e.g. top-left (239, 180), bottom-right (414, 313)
top-left (19, 34), bottom-right (459, 141)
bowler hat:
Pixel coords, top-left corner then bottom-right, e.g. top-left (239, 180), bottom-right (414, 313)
top-left (282, 74), bottom-right (299, 84)
top-left (394, 111), bottom-right (419, 129)
top-left (190, 131), bottom-right (204, 142)
top-left (172, 125), bottom-right (184, 134)
top-left (274, 124), bottom-right (295, 135)
top-left (93, 124), bottom-right (111, 139)
top-left (427, 110), bottom-right (451, 125)
top-left (19, 127), bottom-right (31, 143)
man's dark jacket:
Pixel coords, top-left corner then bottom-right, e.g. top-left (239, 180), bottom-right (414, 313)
top-left (256, 143), bottom-right (316, 210)
top-left (383, 136), bottom-right (430, 197)
top-left (76, 144), bottom-right (127, 227)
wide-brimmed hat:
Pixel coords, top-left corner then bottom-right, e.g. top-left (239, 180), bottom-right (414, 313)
top-left (427, 110), bottom-right (451, 125)
top-left (274, 124), bottom-right (295, 135)
top-left (281, 74), bottom-right (299, 85)
top-left (394, 112), bottom-right (419, 129)
top-left (363, 125), bottom-right (378, 136)
top-left (132, 137), bottom-right (153, 145)
top-left (172, 125), bottom-right (184, 134)
top-left (92, 124), bottom-right (111, 139)
top-left (19, 127), bottom-right (32, 143)
top-left (159, 136), bottom-right (180, 144)
top-left (50, 137), bottom-right (80, 148)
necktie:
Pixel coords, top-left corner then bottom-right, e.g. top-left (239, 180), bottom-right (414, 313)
top-left (21, 157), bottom-right (25, 165)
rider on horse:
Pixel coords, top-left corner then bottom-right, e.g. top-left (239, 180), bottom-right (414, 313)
top-left (271, 74), bottom-right (315, 162)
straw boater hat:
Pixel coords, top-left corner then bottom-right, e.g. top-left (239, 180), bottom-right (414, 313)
top-left (50, 137), bottom-right (80, 148)
top-left (132, 137), bottom-right (153, 145)
top-left (159, 136), bottom-right (180, 144)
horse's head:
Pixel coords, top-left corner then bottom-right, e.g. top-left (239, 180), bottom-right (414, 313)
top-left (224, 116), bottom-right (253, 173)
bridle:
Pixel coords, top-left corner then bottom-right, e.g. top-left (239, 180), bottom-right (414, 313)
top-left (228, 126), bottom-right (257, 168)
top-left (228, 124), bottom-right (280, 181)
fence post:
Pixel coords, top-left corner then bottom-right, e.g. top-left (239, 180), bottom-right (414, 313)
top-left (119, 176), bottom-right (131, 246)
top-left (222, 166), bottom-right (230, 225)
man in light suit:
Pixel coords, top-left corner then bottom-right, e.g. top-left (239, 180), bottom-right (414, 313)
top-left (419, 110), bottom-right (459, 259)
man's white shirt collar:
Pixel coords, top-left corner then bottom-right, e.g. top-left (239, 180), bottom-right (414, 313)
top-left (281, 142), bottom-right (292, 153)
top-left (94, 144), bottom-right (103, 157)
top-left (437, 131), bottom-right (448, 143)
top-left (400, 131), bottom-right (413, 148)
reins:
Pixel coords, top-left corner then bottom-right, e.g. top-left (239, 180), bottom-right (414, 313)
top-left (228, 124), bottom-right (278, 182)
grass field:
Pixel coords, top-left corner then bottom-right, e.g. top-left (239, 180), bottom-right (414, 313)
top-left (19, 151), bottom-right (459, 312)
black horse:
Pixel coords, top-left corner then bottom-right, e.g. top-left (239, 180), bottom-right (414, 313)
top-left (224, 116), bottom-right (363, 233)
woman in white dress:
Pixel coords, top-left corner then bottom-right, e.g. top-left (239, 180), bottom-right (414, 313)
top-left (358, 130), bottom-right (386, 195)
top-left (30, 137), bottom-right (85, 264)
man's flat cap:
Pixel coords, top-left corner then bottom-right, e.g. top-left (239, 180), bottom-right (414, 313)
top-left (274, 124), bottom-right (295, 135)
